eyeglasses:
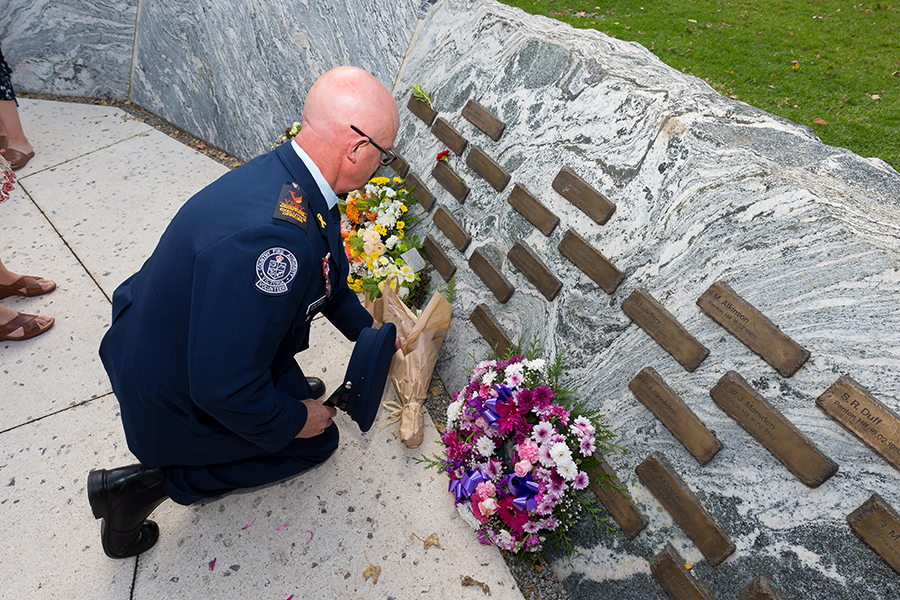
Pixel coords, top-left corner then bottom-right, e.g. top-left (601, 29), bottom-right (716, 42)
top-left (350, 125), bottom-right (396, 167)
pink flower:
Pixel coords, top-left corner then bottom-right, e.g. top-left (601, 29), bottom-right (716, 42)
top-left (532, 421), bottom-right (553, 444)
top-left (579, 436), bottom-right (596, 456)
top-left (523, 520), bottom-right (542, 534)
top-left (514, 460), bottom-right (533, 477)
top-left (573, 471), bottom-right (590, 490)
top-left (478, 497), bottom-right (499, 516)
top-left (475, 481), bottom-right (496, 498)
top-left (516, 439), bottom-right (539, 462)
top-left (532, 385), bottom-right (554, 410)
top-left (506, 372), bottom-right (524, 387)
top-left (540, 517), bottom-right (559, 531)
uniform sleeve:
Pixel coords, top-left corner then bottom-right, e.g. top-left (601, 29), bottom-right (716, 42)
top-left (187, 225), bottom-right (313, 452)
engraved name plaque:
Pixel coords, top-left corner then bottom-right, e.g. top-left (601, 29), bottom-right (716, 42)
top-left (388, 151), bottom-right (409, 178)
top-left (421, 235), bottom-right (457, 282)
top-left (588, 452), bottom-right (647, 540)
top-left (432, 206), bottom-right (471, 253)
top-left (848, 493), bottom-right (900, 574)
top-left (697, 281), bottom-right (810, 378)
top-left (470, 303), bottom-right (512, 357)
top-left (738, 576), bottom-right (788, 600)
top-left (508, 241), bottom-right (562, 301)
top-left (461, 99), bottom-right (506, 141)
top-left (636, 452), bottom-right (735, 566)
top-left (431, 117), bottom-right (467, 156)
top-left (507, 184), bottom-right (559, 236)
top-left (710, 371), bottom-right (838, 487)
top-left (651, 543), bottom-right (718, 600)
top-left (622, 288), bottom-right (709, 372)
top-left (407, 95), bottom-right (437, 126)
top-left (469, 248), bottom-right (514, 304)
top-left (465, 146), bottom-right (511, 192)
top-left (431, 161), bottom-right (470, 203)
top-left (557, 229), bottom-right (623, 295)
top-left (817, 376), bottom-right (900, 472)
top-left (630, 367), bottom-right (723, 465)
top-left (551, 166), bottom-right (616, 225)
top-left (405, 172), bottom-right (435, 211)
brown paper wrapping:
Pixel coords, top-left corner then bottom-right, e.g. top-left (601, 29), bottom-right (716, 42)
top-left (377, 277), bottom-right (452, 448)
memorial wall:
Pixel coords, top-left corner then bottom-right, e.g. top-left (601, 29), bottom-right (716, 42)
top-left (5, 0), bottom-right (900, 598)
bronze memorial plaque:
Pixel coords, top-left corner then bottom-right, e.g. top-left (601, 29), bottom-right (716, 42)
top-left (557, 229), bottom-right (623, 294)
top-left (507, 184), bottom-right (559, 236)
top-left (405, 172), bottom-right (435, 211)
top-left (469, 248), bottom-right (515, 304)
top-left (432, 206), bottom-right (471, 253)
top-left (621, 288), bottom-right (710, 372)
top-left (470, 303), bottom-right (512, 357)
top-left (651, 543), bottom-right (718, 600)
top-left (507, 241), bottom-right (562, 301)
top-left (431, 117), bottom-right (468, 156)
top-left (431, 161), bottom-right (470, 203)
top-left (697, 281), bottom-right (810, 377)
top-left (816, 376), bottom-right (900, 472)
top-left (461, 99), bottom-right (506, 141)
top-left (551, 166), bottom-right (616, 225)
top-left (421, 235), bottom-right (457, 282)
top-left (636, 452), bottom-right (735, 566)
top-left (710, 371), bottom-right (838, 487)
top-left (465, 146), bottom-right (511, 192)
top-left (407, 94), bottom-right (437, 126)
top-left (848, 493), bottom-right (900, 574)
top-left (738, 576), bottom-right (788, 600)
top-left (630, 367), bottom-right (723, 465)
top-left (388, 150), bottom-right (409, 178)
top-left (588, 452), bottom-right (647, 539)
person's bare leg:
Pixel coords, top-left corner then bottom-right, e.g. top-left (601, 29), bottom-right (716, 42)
top-left (0, 100), bottom-right (33, 157)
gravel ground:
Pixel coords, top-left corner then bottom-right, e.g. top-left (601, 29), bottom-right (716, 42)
top-left (23, 91), bottom-right (571, 600)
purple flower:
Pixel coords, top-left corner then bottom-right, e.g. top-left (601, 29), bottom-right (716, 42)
top-left (573, 471), bottom-right (590, 490)
top-left (579, 436), bottom-right (596, 456)
top-left (523, 521), bottom-right (542, 534)
top-left (532, 421), bottom-right (553, 444)
top-left (532, 385), bottom-right (554, 410)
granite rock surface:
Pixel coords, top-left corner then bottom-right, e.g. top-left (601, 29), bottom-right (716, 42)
top-left (0, 0), bottom-right (137, 99)
top-left (130, 0), bottom-right (420, 160)
top-left (393, 1), bottom-right (900, 599)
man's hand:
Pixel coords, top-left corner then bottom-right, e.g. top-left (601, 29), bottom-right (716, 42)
top-left (296, 399), bottom-right (337, 438)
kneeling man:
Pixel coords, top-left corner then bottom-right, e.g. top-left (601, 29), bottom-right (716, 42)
top-left (89, 66), bottom-right (399, 558)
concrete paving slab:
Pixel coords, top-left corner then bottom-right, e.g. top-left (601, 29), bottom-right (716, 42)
top-left (13, 98), bottom-right (154, 178)
top-left (0, 190), bottom-right (111, 431)
top-left (0, 394), bottom-right (137, 600)
top-left (19, 128), bottom-right (229, 296)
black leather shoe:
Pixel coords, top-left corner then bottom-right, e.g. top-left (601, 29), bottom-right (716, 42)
top-left (307, 376), bottom-right (326, 399)
top-left (87, 464), bottom-right (168, 559)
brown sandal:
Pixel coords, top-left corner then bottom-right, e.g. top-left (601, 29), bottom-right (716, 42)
top-left (4, 149), bottom-right (35, 171)
top-left (0, 275), bottom-right (56, 300)
top-left (0, 313), bottom-right (54, 341)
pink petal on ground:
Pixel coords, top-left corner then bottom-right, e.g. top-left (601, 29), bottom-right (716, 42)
top-left (241, 519), bottom-right (255, 530)
top-left (210, 557), bottom-right (216, 572)
top-left (276, 523), bottom-right (288, 531)
top-left (286, 596), bottom-right (293, 600)
top-left (305, 530), bottom-right (314, 542)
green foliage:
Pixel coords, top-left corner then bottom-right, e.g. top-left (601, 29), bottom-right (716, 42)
top-left (441, 276), bottom-right (457, 302)
top-left (411, 84), bottom-right (435, 108)
top-left (500, 0), bottom-right (900, 171)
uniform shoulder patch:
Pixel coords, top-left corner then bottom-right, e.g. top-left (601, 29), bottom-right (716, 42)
top-left (254, 247), bottom-right (299, 295)
top-left (273, 183), bottom-right (310, 231)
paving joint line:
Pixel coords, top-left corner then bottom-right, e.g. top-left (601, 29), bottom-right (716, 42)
top-left (0, 391), bottom-right (114, 436)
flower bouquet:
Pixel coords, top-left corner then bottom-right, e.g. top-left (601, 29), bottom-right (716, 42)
top-left (272, 121), bottom-right (302, 148)
top-left (339, 176), bottom-right (423, 306)
top-left (420, 344), bottom-right (618, 556)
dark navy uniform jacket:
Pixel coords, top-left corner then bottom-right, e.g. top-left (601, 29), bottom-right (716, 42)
top-left (99, 142), bottom-right (373, 467)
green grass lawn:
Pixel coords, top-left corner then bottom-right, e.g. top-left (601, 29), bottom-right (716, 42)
top-left (500, 0), bottom-right (900, 171)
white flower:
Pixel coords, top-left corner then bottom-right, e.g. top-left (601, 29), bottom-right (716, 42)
top-left (384, 187), bottom-right (397, 198)
top-left (476, 436), bottom-right (495, 457)
top-left (400, 265), bottom-right (416, 283)
top-left (557, 459), bottom-right (577, 481)
top-left (457, 503), bottom-right (481, 531)
top-left (550, 441), bottom-right (571, 464)
top-left (385, 235), bottom-right (400, 249)
top-left (362, 229), bottom-right (380, 244)
top-left (496, 529), bottom-right (513, 550)
top-left (482, 371), bottom-right (497, 385)
top-left (504, 363), bottom-right (524, 377)
top-left (446, 399), bottom-right (463, 427)
top-left (523, 358), bottom-right (545, 371)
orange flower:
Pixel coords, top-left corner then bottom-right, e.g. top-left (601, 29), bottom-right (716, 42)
top-left (346, 199), bottom-right (361, 224)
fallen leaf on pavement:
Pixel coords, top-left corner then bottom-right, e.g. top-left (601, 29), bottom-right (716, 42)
top-left (461, 575), bottom-right (490, 594)
top-left (423, 533), bottom-right (441, 549)
top-left (363, 564), bottom-right (381, 584)
top-left (813, 118), bottom-right (828, 125)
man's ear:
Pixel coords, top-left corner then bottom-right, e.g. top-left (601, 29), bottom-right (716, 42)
top-left (347, 139), bottom-right (365, 165)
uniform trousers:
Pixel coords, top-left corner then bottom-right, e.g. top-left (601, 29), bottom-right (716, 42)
top-left (160, 361), bottom-right (339, 505)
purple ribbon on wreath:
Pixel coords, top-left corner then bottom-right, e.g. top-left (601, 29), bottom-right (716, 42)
top-left (507, 473), bottom-right (540, 512)
top-left (480, 384), bottom-right (515, 430)
top-left (449, 469), bottom-right (488, 502)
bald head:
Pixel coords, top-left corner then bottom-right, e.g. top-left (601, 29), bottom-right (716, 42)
top-left (295, 66), bottom-right (400, 193)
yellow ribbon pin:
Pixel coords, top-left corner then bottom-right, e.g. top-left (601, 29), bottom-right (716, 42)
top-left (317, 213), bottom-right (327, 229)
